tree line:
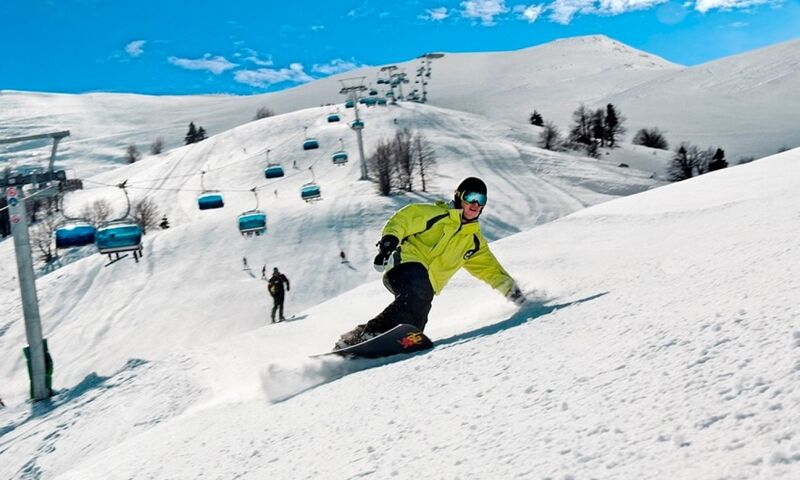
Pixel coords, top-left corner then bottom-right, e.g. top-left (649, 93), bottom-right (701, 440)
top-left (530, 105), bottom-right (735, 182)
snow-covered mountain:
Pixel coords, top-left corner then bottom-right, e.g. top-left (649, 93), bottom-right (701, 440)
top-left (0, 101), bottom-right (659, 402)
top-left (1, 136), bottom-right (797, 477)
top-left (602, 38), bottom-right (800, 162)
top-left (3, 35), bottom-right (797, 176)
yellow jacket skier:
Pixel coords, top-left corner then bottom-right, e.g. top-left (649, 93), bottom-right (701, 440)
top-left (335, 177), bottom-right (526, 349)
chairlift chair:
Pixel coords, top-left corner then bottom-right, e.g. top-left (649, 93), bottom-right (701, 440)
top-left (300, 183), bottom-right (322, 202)
top-left (238, 188), bottom-right (267, 236)
top-left (94, 181), bottom-right (144, 263)
top-left (95, 220), bottom-right (143, 260)
top-left (264, 163), bottom-right (285, 178)
top-left (197, 171), bottom-right (225, 210)
top-left (54, 190), bottom-right (96, 249)
top-left (332, 138), bottom-right (348, 165)
top-left (302, 127), bottom-right (319, 150)
top-left (300, 166), bottom-right (322, 202)
top-left (55, 222), bottom-right (96, 249)
top-left (327, 113), bottom-right (340, 123)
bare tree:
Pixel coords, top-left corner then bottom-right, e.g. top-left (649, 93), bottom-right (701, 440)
top-left (413, 132), bottom-right (436, 192)
top-left (368, 140), bottom-right (394, 196)
top-left (254, 106), bottom-right (275, 121)
top-left (633, 128), bottom-right (669, 150)
top-left (132, 197), bottom-right (160, 235)
top-left (126, 144), bottom-right (141, 164)
top-left (29, 205), bottom-right (59, 263)
top-left (150, 137), bottom-right (165, 155)
top-left (80, 199), bottom-right (113, 225)
top-left (538, 122), bottom-right (563, 151)
top-left (392, 128), bottom-right (415, 191)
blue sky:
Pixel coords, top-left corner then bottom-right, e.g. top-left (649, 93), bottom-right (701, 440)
top-left (2, 0), bottom-right (798, 95)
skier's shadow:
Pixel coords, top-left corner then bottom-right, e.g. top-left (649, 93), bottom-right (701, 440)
top-left (269, 292), bottom-right (608, 403)
top-left (435, 292), bottom-right (608, 349)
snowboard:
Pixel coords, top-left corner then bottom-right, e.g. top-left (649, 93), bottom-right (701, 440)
top-left (314, 324), bottom-right (433, 359)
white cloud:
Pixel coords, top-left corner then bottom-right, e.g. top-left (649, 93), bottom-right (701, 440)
top-left (242, 49), bottom-right (273, 67)
top-left (422, 6), bottom-right (451, 20)
top-left (311, 59), bottom-right (366, 75)
top-left (513, 4), bottom-right (545, 22)
top-left (461, 0), bottom-right (510, 25)
top-left (125, 40), bottom-right (146, 57)
top-left (168, 54), bottom-right (238, 74)
top-left (727, 21), bottom-right (749, 27)
top-left (234, 63), bottom-right (314, 88)
top-left (547, 0), bottom-right (595, 23)
top-left (311, 25), bottom-right (325, 31)
top-left (547, 0), bottom-right (667, 24)
top-left (598, 0), bottom-right (668, 14)
top-left (694, 0), bottom-right (775, 13)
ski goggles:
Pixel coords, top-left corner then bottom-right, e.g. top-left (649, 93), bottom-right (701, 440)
top-left (460, 191), bottom-right (487, 206)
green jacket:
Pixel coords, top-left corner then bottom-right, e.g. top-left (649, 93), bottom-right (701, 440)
top-left (382, 201), bottom-right (514, 295)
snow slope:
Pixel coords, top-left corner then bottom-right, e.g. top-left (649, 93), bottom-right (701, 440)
top-left (1, 143), bottom-right (797, 479)
top-left (602, 38), bottom-right (800, 161)
top-left (0, 101), bottom-right (658, 403)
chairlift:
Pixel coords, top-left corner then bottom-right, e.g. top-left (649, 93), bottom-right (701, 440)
top-left (96, 221), bottom-right (143, 260)
top-left (300, 167), bottom-right (322, 202)
top-left (369, 89), bottom-right (378, 96)
top-left (302, 127), bottom-right (319, 150)
top-left (197, 171), bottom-right (224, 210)
top-left (327, 113), bottom-right (340, 123)
top-left (94, 181), bottom-right (144, 264)
top-left (264, 163), bottom-right (285, 178)
top-left (54, 188), bottom-right (96, 249)
top-left (377, 98), bottom-right (387, 106)
top-left (238, 188), bottom-right (267, 236)
top-left (345, 99), bottom-right (354, 109)
top-left (331, 138), bottom-right (348, 165)
top-left (55, 222), bottom-right (96, 249)
top-left (351, 119), bottom-right (364, 130)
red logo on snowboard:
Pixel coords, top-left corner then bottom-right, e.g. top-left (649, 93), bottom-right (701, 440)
top-left (399, 332), bottom-right (424, 349)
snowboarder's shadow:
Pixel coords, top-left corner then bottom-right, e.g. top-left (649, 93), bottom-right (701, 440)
top-left (280, 314), bottom-right (309, 323)
top-left (267, 292), bottom-right (608, 404)
top-left (341, 261), bottom-right (356, 271)
top-left (435, 292), bottom-right (608, 349)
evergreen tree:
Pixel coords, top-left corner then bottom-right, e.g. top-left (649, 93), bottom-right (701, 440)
top-left (568, 104), bottom-right (592, 146)
top-left (708, 148), bottom-right (728, 172)
top-left (529, 110), bottom-right (544, 127)
top-left (159, 215), bottom-right (170, 229)
top-left (196, 127), bottom-right (207, 142)
top-left (591, 109), bottom-right (606, 147)
top-left (604, 104), bottom-right (626, 148)
top-left (185, 122), bottom-right (198, 145)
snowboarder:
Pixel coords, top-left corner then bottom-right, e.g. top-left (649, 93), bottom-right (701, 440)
top-left (242, 256), bottom-right (248, 269)
top-left (261, 265), bottom-right (267, 280)
top-left (335, 177), bottom-right (526, 350)
top-left (268, 267), bottom-right (291, 323)
top-left (340, 250), bottom-right (347, 263)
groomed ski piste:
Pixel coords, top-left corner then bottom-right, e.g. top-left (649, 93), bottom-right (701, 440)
top-left (1, 107), bottom-right (799, 477)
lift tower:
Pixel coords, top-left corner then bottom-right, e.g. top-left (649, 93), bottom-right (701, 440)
top-left (1, 130), bottom-right (69, 401)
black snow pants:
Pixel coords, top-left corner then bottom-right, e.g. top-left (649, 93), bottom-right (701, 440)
top-left (271, 293), bottom-right (285, 322)
top-left (364, 262), bottom-right (435, 334)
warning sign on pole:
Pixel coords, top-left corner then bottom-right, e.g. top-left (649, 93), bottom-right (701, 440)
top-left (6, 186), bottom-right (18, 198)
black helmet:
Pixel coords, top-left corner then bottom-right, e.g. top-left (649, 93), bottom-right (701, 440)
top-left (453, 177), bottom-right (487, 206)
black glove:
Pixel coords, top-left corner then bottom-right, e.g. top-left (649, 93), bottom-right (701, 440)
top-left (373, 235), bottom-right (399, 272)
